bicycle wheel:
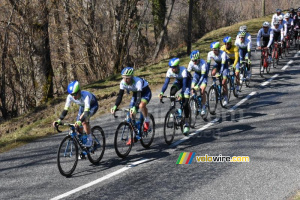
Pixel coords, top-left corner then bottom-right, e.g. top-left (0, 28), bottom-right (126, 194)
top-left (87, 126), bottom-right (105, 164)
top-left (201, 91), bottom-right (209, 120)
top-left (226, 78), bottom-right (232, 101)
top-left (189, 97), bottom-right (199, 128)
top-left (208, 86), bottom-right (218, 115)
top-left (140, 113), bottom-right (155, 148)
top-left (232, 75), bottom-right (238, 98)
top-left (163, 109), bottom-right (176, 145)
top-left (239, 66), bottom-right (245, 91)
top-left (245, 64), bottom-right (251, 87)
top-left (259, 57), bottom-right (264, 77)
top-left (57, 136), bottom-right (78, 177)
top-left (114, 122), bottom-right (133, 158)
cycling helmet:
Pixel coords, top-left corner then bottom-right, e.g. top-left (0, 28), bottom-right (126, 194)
top-left (223, 36), bottom-right (232, 43)
top-left (239, 31), bottom-right (246, 37)
top-left (190, 50), bottom-right (200, 61)
top-left (262, 22), bottom-right (270, 27)
top-left (121, 67), bottom-right (134, 76)
top-left (210, 41), bottom-right (220, 49)
top-left (67, 81), bottom-right (80, 95)
top-left (168, 58), bottom-right (180, 68)
top-left (273, 20), bottom-right (280, 25)
top-left (284, 13), bottom-right (290, 19)
top-left (278, 15), bottom-right (283, 21)
top-left (276, 8), bottom-right (282, 13)
top-left (239, 25), bottom-right (247, 32)
top-left (289, 8), bottom-right (294, 12)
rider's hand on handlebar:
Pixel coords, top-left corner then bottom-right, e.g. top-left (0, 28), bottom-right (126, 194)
top-left (257, 46), bottom-right (261, 50)
top-left (111, 105), bottom-right (117, 114)
top-left (177, 94), bottom-right (183, 101)
top-left (53, 119), bottom-right (62, 127)
top-left (158, 92), bottom-right (163, 99)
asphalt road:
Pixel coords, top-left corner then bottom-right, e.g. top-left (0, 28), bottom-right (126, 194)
top-left (1, 40), bottom-right (300, 200)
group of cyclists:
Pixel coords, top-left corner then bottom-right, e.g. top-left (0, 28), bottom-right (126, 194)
top-left (52, 7), bottom-right (300, 149)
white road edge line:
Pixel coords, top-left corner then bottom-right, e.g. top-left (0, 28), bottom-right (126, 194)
top-left (261, 74), bottom-right (279, 86)
top-left (282, 60), bottom-right (293, 70)
top-left (51, 159), bottom-right (149, 200)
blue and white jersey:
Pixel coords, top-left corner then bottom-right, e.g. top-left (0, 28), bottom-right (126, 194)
top-left (187, 59), bottom-right (207, 75)
top-left (64, 90), bottom-right (97, 111)
top-left (120, 76), bottom-right (148, 92)
top-left (235, 32), bottom-right (252, 47)
top-left (235, 36), bottom-right (251, 51)
top-left (166, 66), bottom-right (188, 80)
top-left (284, 18), bottom-right (294, 29)
top-left (272, 24), bottom-right (284, 41)
top-left (271, 13), bottom-right (284, 26)
top-left (207, 50), bottom-right (228, 64)
top-left (257, 28), bottom-right (274, 48)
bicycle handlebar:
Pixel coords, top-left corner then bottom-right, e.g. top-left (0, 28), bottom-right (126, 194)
top-left (54, 122), bottom-right (75, 133)
top-left (160, 95), bottom-right (178, 104)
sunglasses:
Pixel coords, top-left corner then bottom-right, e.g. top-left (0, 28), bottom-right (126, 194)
top-left (71, 91), bottom-right (79, 96)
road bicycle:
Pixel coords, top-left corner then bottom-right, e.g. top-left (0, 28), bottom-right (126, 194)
top-left (239, 59), bottom-right (251, 89)
top-left (55, 122), bottom-right (105, 177)
top-left (207, 74), bottom-right (231, 115)
top-left (113, 109), bottom-right (155, 158)
top-left (296, 29), bottom-right (300, 50)
top-left (272, 41), bottom-right (281, 66)
top-left (258, 47), bottom-right (271, 77)
top-left (160, 96), bottom-right (190, 144)
top-left (189, 88), bottom-right (208, 128)
top-left (228, 66), bottom-right (239, 98)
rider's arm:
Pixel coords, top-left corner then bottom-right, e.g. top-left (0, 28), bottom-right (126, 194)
top-left (134, 91), bottom-right (142, 108)
top-left (59, 95), bottom-right (73, 120)
top-left (220, 51), bottom-right (227, 72)
top-left (267, 30), bottom-right (274, 48)
top-left (80, 95), bottom-right (92, 122)
top-left (257, 29), bottom-right (262, 47)
top-left (233, 46), bottom-right (239, 67)
top-left (114, 89), bottom-right (125, 108)
top-left (196, 62), bottom-right (208, 86)
top-left (161, 77), bottom-right (170, 94)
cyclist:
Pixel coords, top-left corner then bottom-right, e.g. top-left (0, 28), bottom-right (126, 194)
top-left (159, 58), bottom-right (191, 135)
top-left (271, 8), bottom-right (284, 26)
top-left (272, 19), bottom-right (284, 57)
top-left (235, 31), bottom-right (252, 79)
top-left (187, 50), bottom-right (208, 115)
top-left (284, 13), bottom-right (294, 45)
top-left (294, 8), bottom-right (300, 42)
top-left (289, 8), bottom-right (296, 19)
top-left (257, 22), bottom-right (274, 69)
top-left (53, 81), bottom-right (98, 147)
top-left (111, 67), bottom-right (152, 144)
top-left (208, 41), bottom-right (229, 106)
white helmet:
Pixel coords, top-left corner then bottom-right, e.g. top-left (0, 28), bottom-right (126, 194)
top-left (284, 13), bottom-right (290, 19)
top-left (262, 22), bottom-right (270, 27)
top-left (278, 15), bottom-right (283, 20)
top-left (239, 25), bottom-right (247, 32)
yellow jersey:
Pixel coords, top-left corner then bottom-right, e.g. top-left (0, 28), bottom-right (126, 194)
top-left (220, 44), bottom-right (239, 67)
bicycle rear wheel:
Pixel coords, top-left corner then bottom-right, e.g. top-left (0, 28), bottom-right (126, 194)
top-left (201, 91), bottom-right (209, 120)
top-left (114, 122), bottom-right (133, 158)
top-left (208, 86), bottom-right (218, 115)
top-left (245, 64), bottom-right (251, 87)
top-left (163, 109), bottom-right (176, 145)
top-left (189, 97), bottom-right (199, 128)
top-left (226, 78), bottom-right (232, 101)
top-left (87, 126), bottom-right (105, 164)
top-left (57, 136), bottom-right (78, 177)
top-left (140, 113), bottom-right (155, 148)
top-left (259, 57), bottom-right (264, 77)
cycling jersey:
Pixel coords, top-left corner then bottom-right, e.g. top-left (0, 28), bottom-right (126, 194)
top-left (64, 90), bottom-right (97, 111)
top-left (120, 76), bottom-right (148, 92)
top-left (187, 59), bottom-right (208, 86)
top-left (272, 24), bottom-right (284, 41)
top-left (207, 50), bottom-right (228, 65)
top-left (235, 36), bottom-right (251, 52)
top-left (235, 32), bottom-right (252, 49)
top-left (220, 44), bottom-right (239, 67)
top-left (271, 13), bottom-right (284, 26)
top-left (257, 28), bottom-right (274, 48)
top-left (284, 18), bottom-right (294, 29)
top-left (161, 66), bottom-right (191, 98)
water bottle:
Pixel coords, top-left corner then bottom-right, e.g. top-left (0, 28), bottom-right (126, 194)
top-left (82, 134), bottom-right (87, 144)
top-left (177, 108), bottom-right (182, 118)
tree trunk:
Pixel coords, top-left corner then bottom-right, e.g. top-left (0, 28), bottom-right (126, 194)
top-left (152, 0), bottom-right (175, 60)
top-left (187, 0), bottom-right (194, 55)
top-left (261, 0), bottom-right (265, 17)
top-left (151, 0), bottom-right (167, 45)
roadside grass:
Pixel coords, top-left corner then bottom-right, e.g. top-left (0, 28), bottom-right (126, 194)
top-left (0, 14), bottom-right (272, 153)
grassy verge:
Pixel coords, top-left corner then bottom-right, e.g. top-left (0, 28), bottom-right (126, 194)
top-left (0, 14), bottom-right (272, 153)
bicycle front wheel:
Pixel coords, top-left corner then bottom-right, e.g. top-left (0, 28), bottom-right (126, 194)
top-left (208, 86), bottom-right (218, 115)
top-left (189, 97), bottom-right (199, 128)
top-left (163, 109), bottom-right (176, 145)
top-left (87, 126), bottom-right (106, 164)
top-left (259, 57), bottom-right (264, 77)
top-left (245, 65), bottom-right (251, 87)
top-left (57, 136), bottom-right (78, 177)
top-left (140, 113), bottom-right (155, 148)
top-left (114, 122), bottom-right (133, 158)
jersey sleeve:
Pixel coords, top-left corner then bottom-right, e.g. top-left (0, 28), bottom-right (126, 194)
top-left (257, 29), bottom-right (262, 47)
top-left (187, 61), bottom-right (193, 72)
top-left (84, 95), bottom-right (91, 111)
top-left (64, 95), bottom-right (73, 110)
top-left (233, 46), bottom-right (239, 67)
